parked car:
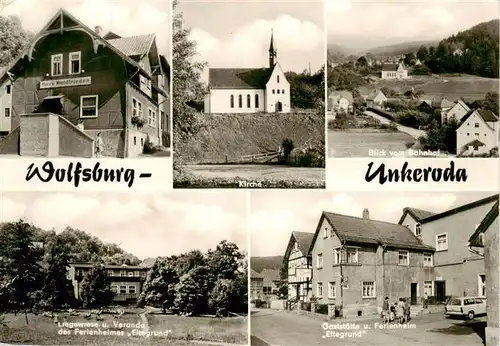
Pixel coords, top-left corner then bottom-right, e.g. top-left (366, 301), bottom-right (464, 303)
top-left (445, 297), bottom-right (486, 320)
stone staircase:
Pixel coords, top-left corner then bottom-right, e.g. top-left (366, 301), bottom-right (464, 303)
top-left (410, 305), bottom-right (425, 317)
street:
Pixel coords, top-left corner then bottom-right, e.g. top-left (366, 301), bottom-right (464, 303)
top-left (363, 110), bottom-right (426, 139)
top-left (251, 309), bottom-right (486, 346)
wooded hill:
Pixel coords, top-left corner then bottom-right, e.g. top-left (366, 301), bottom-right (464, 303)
top-left (251, 255), bottom-right (283, 273)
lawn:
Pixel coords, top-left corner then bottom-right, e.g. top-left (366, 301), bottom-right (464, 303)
top-left (0, 312), bottom-right (209, 346)
top-left (361, 74), bottom-right (499, 101)
top-left (147, 313), bottom-right (248, 345)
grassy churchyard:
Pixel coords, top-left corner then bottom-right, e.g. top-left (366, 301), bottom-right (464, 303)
top-left (0, 308), bottom-right (247, 346)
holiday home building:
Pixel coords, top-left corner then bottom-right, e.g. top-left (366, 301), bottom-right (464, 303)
top-left (0, 8), bottom-right (170, 158)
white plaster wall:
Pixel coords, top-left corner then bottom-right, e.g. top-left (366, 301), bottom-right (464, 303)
top-left (265, 64), bottom-right (290, 113)
top-left (457, 112), bottom-right (498, 152)
top-left (444, 103), bottom-right (469, 123)
top-left (205, 88), bottom-right (265, 114)
top-left (0, 80), bottom-right (12, 132)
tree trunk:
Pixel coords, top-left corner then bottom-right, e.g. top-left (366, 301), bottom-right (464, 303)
top-left (24, 308), bottom-right (28, 325)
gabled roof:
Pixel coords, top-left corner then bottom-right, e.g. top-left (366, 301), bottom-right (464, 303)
top-left (464, 139), bottom-right (486, 149)
top-left (382, 63), bottom-right (400, 72)
top-left (208, 67), bottom-right (273, 89)
top-left (431, 97), bottom-right (455, 109)
top-left (283, 231), bottom-right (314, 262)
top-left (69, 262), bottom-right (150, 270)
top-left (250, 268), bottom-right (264, 279)
top-left (468, 200), bottom-right (499, 247)
top-left (108, 34), bottom-right (156, 57)
top-left (367, 89), bottom-right (386, 101)
top-left (309, 212), bottom-right (435, 254)
top-left (460, 108), bottom-right (499, 123)
top-left (398, 207), bottom-right (437, 224)
top-left (453, 99), bottom-right (471, 112)
top-left (415, 195), bottom-right (499, 225)
top-left (260, 269), bottom-right (280, 283)
top-left (329, 90), bottom-right (353, 104)
top-left (418, 100), bottom-right (433, 108)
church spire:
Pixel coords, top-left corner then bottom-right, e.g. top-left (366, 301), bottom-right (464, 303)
top-left (269, 29), bottom-right (277, 68)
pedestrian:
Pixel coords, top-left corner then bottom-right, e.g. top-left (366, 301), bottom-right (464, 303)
top-left (396, 298), bottom-right (405, 324)
top-left (382, 296), bottom-right (390, 323)
top-left (95, 132), bottom-right (104, 158)
top-left (404, 298), bottom-right (411, 323)
top-left (423, 292), bottom-right (428, 309)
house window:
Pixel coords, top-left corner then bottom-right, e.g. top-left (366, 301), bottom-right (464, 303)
top-left (6, 85), bottom-right (10, 94)
top-left (316, 253), bottom-right (323, 269)
top-left (133, 136), bottom-right (136, 145)
top-left (128, 285), bottom-right (136, 294)
top-left (120, 270), bottom-right (126, 277)
top-left (139, 75), bottom-right (148, 93)
top-left (474, 123), bottom-right (479, 128)
top-left (77, 269), bottom-right (84, 276)
top-left (132, 98), bottom-right (143, 118)
top-left (148, 108), bottom-right (156, 127)
top-left (277, 89), bottom-right (280, 94)
top-left (323, 227), bottom-right (328, 238)
top-left (4, 108), bottom-right (9, 117)
top-left (346, 247), bottom-right (358, 263)
top-left (111, 285), bottom-right (117, 293)
top-left (282, 89), bottom-right (285, 94)
top-left (272, 89), bottom-right (275, 94)
top-left (230, 95), bottom-right (234, 108)
top-left (424, 253), bottom-right (433, 267)
top-left (255, 94), bottom-right (259, 108)
top-left (51, 54), bottom-right (62, 76)
top-left (80, 95), bottom-right (98, 118)
top-left (141, 138), bottom-right (144, 146)
top-left (478, 274), bottom-right (486, 297)
top-left (398, 250), bottom-right (409, 265)
top-left (119, 285), bottom-right (127, 294)
top-left (334, 247), bottom-right (359, 264)
top-left (424, 281), bottom-right (432, 296)
top-left (134, 271), bottom-right (139, 277)
top-left (317, 282), bottom-right (323, 297)
top-left (436, 233), bottom-right (448, 251)
top-left (474, 133), bottom-right (479, 137)
top-left (238, 95), bottom-right (242, 108)
top-left (277, 75), bottom-right (280, 83)
top-left (128, 271), bottom-right (133, 277)
top-left (362, 281), bottom-right (376, 298)
top-left (328, 282), bottom-right (336, 298)
top-left (247, 94), bottom-right (251, 108)
top-left (415, 223), bottom-right (421, 237)
top-left (69, 51), bottom-right (81, 74)
top-left (107, 270), bottom-right (113, 276)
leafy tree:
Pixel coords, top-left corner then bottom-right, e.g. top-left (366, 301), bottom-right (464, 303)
top-left (420, 118), bottom-right (460, 154)
top-left (483, 92), bottom-right (499, 116)
top-left (172, 0), bottom-right (208, 139)
top-left (416, 45), bottom-right (429, 62)
top-left (207, 241), bottom-right (244, 281)
top-left (173, 266), bottom-right (211, 315)
top-left (0, 15), bottom-right (33, 68)
top-left (327, 65), bottom-right (366, 90)
top-left (403, 53), bottom-right (416, 66)
top-left (208, 279), bottom-right (234, 316)
top-left (0, 220), bottom-right (43, 324)
top-left (355, 56), bottom-right (368, 69)
top-left (42, 236), bottom-right (76, 311)
top-left (275, 261), bottom-right (288, 300)
top-left (139, 258), bottom-right (179, 313)
top-left (281, 138), bottom-right (295, 161)
top-left (80, 264), bottom-right (115, 308)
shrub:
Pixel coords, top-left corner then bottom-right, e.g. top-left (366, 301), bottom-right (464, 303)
top-left (316, 303), bottom-right (328, 315)
top-left (143, 135), bottom-right (156, 154)
top-left (300, 302), bottom-right (311, 312)
top-left (404, 141), bottom-right (415, 149)
top-left (131, 116), bottom-right (146, 128)
top-left (281, 138), bottom-right (295, 161)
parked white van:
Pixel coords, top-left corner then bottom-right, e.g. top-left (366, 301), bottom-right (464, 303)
top-left (445, 297), bottom-right (486, 320)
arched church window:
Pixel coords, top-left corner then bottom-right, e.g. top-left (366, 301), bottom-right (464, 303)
top-left (230, 95), bottom-right (234, 108)
top-left (255, 94), bottom-right (259, 108)
top-left (238, 95), bottom-right (242, 108)
top-left (247, 94), bottom-right (251, 108)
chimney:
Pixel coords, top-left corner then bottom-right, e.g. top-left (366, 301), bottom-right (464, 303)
top-left (362, 208), bottom-right (370, 219)
top-left (95, 26), bottom-right (102, 36)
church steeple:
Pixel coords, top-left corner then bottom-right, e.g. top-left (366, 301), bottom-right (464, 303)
top-left (269, 29), bottom-right (277, 68)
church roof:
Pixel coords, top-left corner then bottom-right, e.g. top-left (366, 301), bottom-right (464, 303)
top-left (208, 67), bottom-right (274, 89)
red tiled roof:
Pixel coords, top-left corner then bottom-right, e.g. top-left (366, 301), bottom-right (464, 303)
top-left (108, 34), bottom-right (155, 57)
top-left (208, 68), bottom-right (273, 89)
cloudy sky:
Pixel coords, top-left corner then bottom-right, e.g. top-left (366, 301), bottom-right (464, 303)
top-left (2, 0), bottom-right (170, 55)
top-left (326, 0), bottom-right (499, 52)
top-left (250, 191), bottom-right (496, 257)
top-left (178, 0), bottom-right (324, 82)
top-left (0, 191), bottom-right (248, 259)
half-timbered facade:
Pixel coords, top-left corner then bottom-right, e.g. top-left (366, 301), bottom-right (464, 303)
top-left (283, 231), bottom-right (314, 302)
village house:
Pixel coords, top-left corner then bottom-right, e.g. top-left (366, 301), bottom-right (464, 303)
top-left (260, 269), bottom-right (280, 299)
top-left (366, 89), bottom-right (387, 107)
top-left (204, 31), bottom-right (290, 114)
top-left (453, 48), bottom-right (464, 57)
top-left (0, 8), bottom-right (170, 158)
top-left (468, 200), bottom-right (499, 346)
top-left (443, 99), bottom-right (470, 124)
top-left (381, 63), bottom-right (408, 79)
top-left (327, 90), bottom-right (353, 114)
top-left (251, 268), bottom-right (264, 300)
top-left (67, 262), bottom-right (150, 304)
top-left (399, 194), bottom-right (499, 302)
top-left (283, 231), bottom-right (314, 302)
top-left (456, 108), bottom-right (499, 156)
top-left (417, 100), bottom-right (434, 114)
top-left (414, 59), bottom-right (422, 66)
top-left (309, 208), bottom-right (435, 318)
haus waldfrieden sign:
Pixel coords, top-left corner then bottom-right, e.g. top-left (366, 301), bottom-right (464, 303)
top-left (39, 76), bottom-right (92, 89)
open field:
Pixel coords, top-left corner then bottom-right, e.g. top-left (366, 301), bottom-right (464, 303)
top-left (174, 164), bottom-right (325, 188)
top-left (360, 74), bottom-right (499, 101)
top-left (178, 111), bottom-right (324, 164)
top-left (0, 311), bottom-right (243, 346)
top-left (147, 313), bottom-right (247, 344)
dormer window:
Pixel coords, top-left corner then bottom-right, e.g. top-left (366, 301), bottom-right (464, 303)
top-left (51, 54), bottom-right (62, 76)
top-left (69, 51), bottom-right (81, 75)
top-left (415, 223), bottom-right (421, 237)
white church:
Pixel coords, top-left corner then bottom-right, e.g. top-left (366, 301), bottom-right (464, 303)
top-left (204, 32), bottom-right (291, 114)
